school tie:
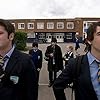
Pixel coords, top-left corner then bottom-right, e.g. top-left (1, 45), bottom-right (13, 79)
top-left (0, 56), bottom-right (9, 80)
top-left (97, 62), bottom-right (100, 82)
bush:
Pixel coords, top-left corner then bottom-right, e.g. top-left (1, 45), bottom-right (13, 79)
top-left (14, 31), bottom-right (27, 50)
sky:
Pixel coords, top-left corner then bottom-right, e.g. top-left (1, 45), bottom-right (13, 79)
top-left (0, 0), bottom-right (100, 19)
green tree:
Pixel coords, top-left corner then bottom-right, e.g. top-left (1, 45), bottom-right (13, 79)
top-left (14, 31), bottom-right (27, 50)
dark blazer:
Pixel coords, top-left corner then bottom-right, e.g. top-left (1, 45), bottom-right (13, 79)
top-left (53, 54), bottom-right (98, 100)
top-left (45, 44), bottom-right (63, 72)
top-left (29, 49), bottom-right (42, 69)
top-left (0, 49), bottom-right (37, 100)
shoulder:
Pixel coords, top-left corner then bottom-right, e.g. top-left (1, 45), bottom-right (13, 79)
top-left (38, 49), bottom-right (42, 52)
top-left (12, 49), bottom-right (35, 72)
top-left (47, 45), bottom-right (52, 49)
top-left (29, 49), bottom-right (33, 52)
top-left (68, 55), bottom-right (86, 67)
top-left (55, 45), bottom-right (61, 49)
top-left (13, 49), bottom-right (31, 61)
top-left (29, 49), bottom-right (33, 54)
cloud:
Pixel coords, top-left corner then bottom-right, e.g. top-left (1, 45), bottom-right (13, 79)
top-left (0, 0), bottom-right (100, 19)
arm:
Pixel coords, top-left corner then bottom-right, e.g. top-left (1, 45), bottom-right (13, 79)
top-left (45, 46), bottom-right (53, 58)
top-left (29, 49), bottom-right (33, 55)
top-left (53, 59), bottom-right (74, 100)
top-left (58, 46), bottom-right (63, 70)
top-left (63, 53), bottom-right (68, 61)
top-left (38, 50), bottom-right (43, 70)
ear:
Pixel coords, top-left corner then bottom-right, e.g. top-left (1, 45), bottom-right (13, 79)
top-left (9, 33), bottom-right (14, 40)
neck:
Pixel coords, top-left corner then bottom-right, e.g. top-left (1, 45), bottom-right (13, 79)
top-left (91, 48), bottom-right (100, 61)
top-left (0, 45), bottom-right (12, 57)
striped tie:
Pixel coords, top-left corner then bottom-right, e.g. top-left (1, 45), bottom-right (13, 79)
top-left (97, 62), bottom-right (100, 82)
top-left (0, 56), bottom-right (9, 81)
top-left (0, 56), bottom-right (5, 80)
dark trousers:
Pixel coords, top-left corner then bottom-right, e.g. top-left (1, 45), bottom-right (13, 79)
top-left (36, 71), bottom-right (40, 85)
top-left (49, 71), bottom-right (57, 83)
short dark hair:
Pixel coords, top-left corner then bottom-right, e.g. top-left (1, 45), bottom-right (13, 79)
top-left (0, 19), bottom-right (15, 36)
top-left (86, 21), bottom-right (100, 51)
top-left (51, 38), bottom-right (57, 43)
top-left (87, 21), bottom-right (100, 41)
top-left (32, 42), bottom-right (38, 47)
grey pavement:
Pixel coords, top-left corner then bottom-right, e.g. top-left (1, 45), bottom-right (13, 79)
top-left (26, 43), bottom-right (86, 100)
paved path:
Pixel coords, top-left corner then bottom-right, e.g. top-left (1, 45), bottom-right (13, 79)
top-left (26, 43), bottom-right (86, 100)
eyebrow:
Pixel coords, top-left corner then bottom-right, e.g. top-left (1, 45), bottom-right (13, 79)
top-left (96, 31), bottom-right (100, 35)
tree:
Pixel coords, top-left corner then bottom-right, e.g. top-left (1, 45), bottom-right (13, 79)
top-left (14, 31), bottom-right (27, 50)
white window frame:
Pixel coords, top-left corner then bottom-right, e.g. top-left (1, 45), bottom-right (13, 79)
top-left (57, 22), bottom-right (64, 29)
top-left (27, 33), bottom-right (35, 38)
top-left (47, 22), bottom-right (54, 29)
top-left (37, 22), bottom-right (44, 29)
top-left (83, 21), bottom-right (97, 33)
top-left (67, 22), bottom-right (74, 29)
top-left (11, 23), bottom-right (15, 27)
top-left (18, 23), bottom-right (25, 29)
top-left (27, 23), bottom-right (34, 29)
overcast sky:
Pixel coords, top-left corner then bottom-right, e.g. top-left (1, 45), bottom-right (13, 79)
top-left (0, 0), bottom-right (100, 19)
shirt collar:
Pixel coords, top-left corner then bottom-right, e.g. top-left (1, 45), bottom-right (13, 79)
top-left (4, 45), bottom-right (15, 58)
top-left (87, 52), bottom-right (100, 65)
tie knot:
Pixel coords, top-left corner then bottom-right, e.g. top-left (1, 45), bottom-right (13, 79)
top-left (3, 56), bottom-right (9, 62)
top-left (0, 55), bottom-right (9, 67)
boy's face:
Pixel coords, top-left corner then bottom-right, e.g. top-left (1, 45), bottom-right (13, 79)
top-left (33, 46), bottom-right (38, 50)
top-left (51, 42), bottom-right (56, 46)
top-left (0, 25), bottom-right (14, 50)
top-left (90, 26), bottom-right (100, 54)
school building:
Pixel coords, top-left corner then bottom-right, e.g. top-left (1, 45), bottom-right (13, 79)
top-left (8, 17), bottom-right (100, 43)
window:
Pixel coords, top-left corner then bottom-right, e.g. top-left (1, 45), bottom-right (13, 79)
top-left (27, 33), bottom-right (35, 38)
top-left (47, 22), bottom-right (54, 29)
top-left (38, 33), bottom-right (45, 39)
top-left (60, 36), bottom-right (62, 38)
top-left (37, 22), bottom-right (44, 29)
top-left (66, 33), bottom-right (72, 39)
top-left (12, 23), bottom-right (15, 27)
top-left (57, 22), bottom-right (64, 29)
top-left (67, 22), bottom-right (74, 29)
top-left (49, 36), bottom-right (51, 38)
top-left (27, 23), bottom-right (34, 29)
top-left (57, 36), bottom-right (59, 38)
top-left (84, 23), bottom-right (86, 28)
top-left (18, 23), bottom-right (25, 29)
top-left (87, 22), bottom-right (92, 28)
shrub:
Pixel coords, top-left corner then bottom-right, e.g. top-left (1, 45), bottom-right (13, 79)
top-left (14, 31), bottom-right (27, 50)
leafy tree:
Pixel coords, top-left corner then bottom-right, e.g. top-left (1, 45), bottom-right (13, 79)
top-left (14, 31), bottom-right (27, 50)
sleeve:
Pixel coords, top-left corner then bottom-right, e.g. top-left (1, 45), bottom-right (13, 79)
top-left (58, 46), bottom-right (63, 70)
top-left (23, 57), bottom-right (38, 100)
top-left (45, 46), bottom-right (50, 57)
top-left (53, 59), bottom-right (75, 100)
top-left (39, 50), bottom-right (43, 69)
top-left (29, 49), bottom-right (32, 55)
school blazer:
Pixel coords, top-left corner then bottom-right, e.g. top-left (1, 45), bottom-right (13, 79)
top-left (0, 49), bottom-right (37, 100)
top-left (53, 54), bottom-right (98, 100)
top-left (29, 49), bottom-right (42, 69)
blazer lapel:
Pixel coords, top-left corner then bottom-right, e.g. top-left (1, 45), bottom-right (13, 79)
top-left (5, 49), bottom-right (19, 74)
top-left (82, 55), bottom-right (97, 95)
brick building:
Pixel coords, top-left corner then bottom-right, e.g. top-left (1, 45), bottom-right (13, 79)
top-left (8, 17), bottom-right (100, 43)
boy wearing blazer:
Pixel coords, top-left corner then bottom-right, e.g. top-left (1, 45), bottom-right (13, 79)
top-left (0, 19), bottom-right (37, 100)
